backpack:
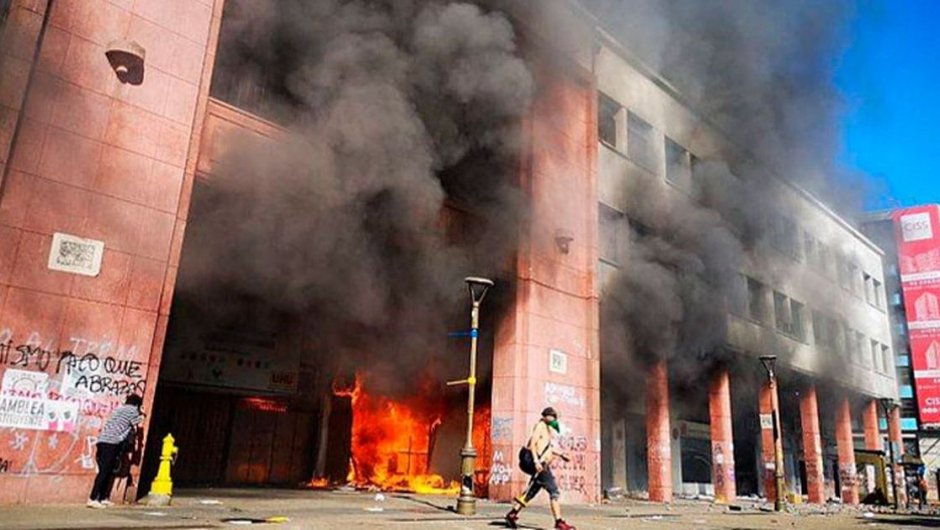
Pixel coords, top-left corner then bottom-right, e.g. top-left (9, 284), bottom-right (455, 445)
top-left (518, 446), bottom-right (537, 475)
top-left (518, 440), bottom-right (551, 475)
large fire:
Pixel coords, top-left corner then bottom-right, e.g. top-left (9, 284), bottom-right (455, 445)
top-left (327, 373), bottom-right (491, 495)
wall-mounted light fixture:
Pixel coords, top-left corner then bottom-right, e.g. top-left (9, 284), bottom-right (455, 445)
top-left (554, 228), bottom-right (574, 254)
top-left (105, 39), bottom-right (145, 85)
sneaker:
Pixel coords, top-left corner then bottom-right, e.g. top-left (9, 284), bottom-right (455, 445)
top-left (555, 520), bottom-right (576, 530)
top-left (100, 500), bottom-right (113, 506)
top-left (86, 500), bottom-right (104, 509)
top-left (504, 511), bottom-right (519, 529)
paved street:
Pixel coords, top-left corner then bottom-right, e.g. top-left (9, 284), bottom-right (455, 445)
top-left (0, 488), bottom-right (937, 530)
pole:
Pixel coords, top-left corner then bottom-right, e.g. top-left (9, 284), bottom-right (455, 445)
top-left (456, 299), bottom-right (480, 515)
top-left (883, 402), bottom-right (899, 511)
top-left (770, 374), bottom-right (785, 512)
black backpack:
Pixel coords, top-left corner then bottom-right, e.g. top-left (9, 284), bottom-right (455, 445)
top-left (518, 442), bottom-right (550, 475)
top-left (518, 446), bottom-right (537, 475)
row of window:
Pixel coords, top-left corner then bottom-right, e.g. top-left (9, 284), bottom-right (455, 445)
top-left (598, 92), bottom-right (887, 312)
top-left (739, 276), bottom-right (893, 373)
top-left (599, 93), bottom-right (693, 186)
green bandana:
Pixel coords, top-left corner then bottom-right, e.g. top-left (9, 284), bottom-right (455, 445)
top-left (548, 420), bottom-right (560, 432)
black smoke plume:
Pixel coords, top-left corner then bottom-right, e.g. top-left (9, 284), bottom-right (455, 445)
top-left (175, 0), bottom-right (533, 388)
top-left (583, 0), bottom-right (865, 391)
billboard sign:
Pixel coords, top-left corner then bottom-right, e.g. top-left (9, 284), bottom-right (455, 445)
top-left (894, 205), bottom-right (940, 427)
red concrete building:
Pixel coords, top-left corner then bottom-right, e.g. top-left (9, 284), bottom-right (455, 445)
top-left (0, 0), bottom-right (899, 507)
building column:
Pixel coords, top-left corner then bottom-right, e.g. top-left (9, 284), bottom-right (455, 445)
top-left (888, 405), bottom-right (907, 506)
top-left (862, 399), bottom-right (881, 451)
top-left (799, 385), bottom-right (825, 504)
top-left (709, 368), bottom-right (736, 503)
top-left (647, 360), bottom-right (672, 503)
top-left (758, 380), bottom-right (778, 502)
top-left (835, 397), bottom-right (859, 505)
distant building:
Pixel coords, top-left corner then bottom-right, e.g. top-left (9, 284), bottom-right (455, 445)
top-left (862, 205), bottom-right (940, 498)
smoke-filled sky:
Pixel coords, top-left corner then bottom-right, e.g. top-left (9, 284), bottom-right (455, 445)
top-left (836, 0), bottom-right (940, 209)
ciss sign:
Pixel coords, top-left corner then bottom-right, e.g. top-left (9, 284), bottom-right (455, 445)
top-left (893, 205), bottom-right (940, 426)
top-left (901, 212), bottom-right (934, 242)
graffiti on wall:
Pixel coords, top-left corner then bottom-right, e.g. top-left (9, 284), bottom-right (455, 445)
top-left (544, 382), bottom-right (585, 409)
top-left (492, 416), bottom-right (513, 442)
top-left (489, 450), bottom-right (511, 486)
top-left (0, 328), bottom-right (148, 478)
top-left (554, 434), bottom-right (589, 496)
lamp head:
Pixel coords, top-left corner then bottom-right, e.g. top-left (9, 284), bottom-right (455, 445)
top-left (465, 276), bottom-right (494, 305)
top-left (759, 355), bottom-right (777, 376)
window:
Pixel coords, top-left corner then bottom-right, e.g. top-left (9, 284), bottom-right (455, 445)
top-left (729, 274), bottom-right (748, 316)
top-left (848, 262), bottom-right (861, 295)
top-left (790, 300), bottom-right (805, 341)
top-left (210, 0), bottom-right (301, 122)
top-left (812, 310), bottom-right (826, 347)
top-left (832, 320), bottom-right (845, 356)
top-left (804, 233), bottom-right (817, 267)
top-left (774, 291), bottom-right (789, 331)
top-left (855, 331), bottom-right (866, 364)
top-left (628, 112), bottom-right (658, 172)
top-left (747, 278), bottom-right (766, 322)
top-left (770, 215), bottom-right (798, 259)
top-left (898, 368), bottom-right (913, 386)
top-left (873, 278), bottom-right (883, 308)
top-left (836, 253), bottom-right (850, 290)
top-left (773, 291), bottom-right (804, 339)
top-left (871, 339), bottom-right (881, 372)
top-left (599, 203), bottom-right (626, 266)
top-left (888, 263), bottom-right (899, 278)
top-left (818, 245), bottom-right (832, 278)
top-left (863, 273), bottom-right (874, 304)
top-left (882, 344), bottom-right (893, 373)
top-left (598, 93), bottom-right (620, 148)
top-left (665, 137), bottom-right (691, 187)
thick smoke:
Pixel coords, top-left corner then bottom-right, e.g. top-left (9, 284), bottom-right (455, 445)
top-left (177, 0), bottom-right (532, 389)
top-left (583, 0), bottom-right (864, 392)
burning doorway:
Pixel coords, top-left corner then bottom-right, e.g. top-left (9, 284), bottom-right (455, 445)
top-left (140, 177), bottom-right (508, 498)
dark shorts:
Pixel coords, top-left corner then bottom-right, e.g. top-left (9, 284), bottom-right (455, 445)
top-left (521, 468), bottom-right (560, 502)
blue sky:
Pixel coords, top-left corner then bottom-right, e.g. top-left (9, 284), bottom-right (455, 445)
top-left (837, 0), bottom-right (940, 210)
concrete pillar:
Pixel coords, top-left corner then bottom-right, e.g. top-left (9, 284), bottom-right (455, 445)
top-left (708, 368), bottom-right (736, 503)
top-left (799, 385), bottom-right (825, 504)
top-left (758, 381), bottom-right (777, 502)
top-left (835, 397), bottom-right (859, 505)
top-left (862, 400), bottom-right (881, 451)
top-left (647, 360), bottom-right (672, 503)
top-left (489, 53), bottom-right (601, 504)
top-left (888, 405), bottom-right (907, 506)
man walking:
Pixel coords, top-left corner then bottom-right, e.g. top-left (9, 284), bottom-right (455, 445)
top-left (87, 394), bottom-right (144, 508)
top-left (505, 407), bottom-right (576, 530)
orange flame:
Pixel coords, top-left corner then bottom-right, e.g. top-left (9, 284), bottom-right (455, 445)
top-left (330, 373), bottom-right (491, 495)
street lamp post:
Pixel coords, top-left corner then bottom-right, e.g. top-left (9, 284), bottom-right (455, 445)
top-left (453, 276), bottom-right (493, 516)
top-left (759, 355), bottom-right (786, 512)
top-left (879, 398), bottom-right (900, 511)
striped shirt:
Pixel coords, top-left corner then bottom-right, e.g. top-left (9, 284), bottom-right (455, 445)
top-left (97, 404), bottom-right (142, 445)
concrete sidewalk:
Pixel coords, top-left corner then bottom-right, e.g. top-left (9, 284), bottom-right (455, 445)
top-left (0, 488), bottom-right (931, 529)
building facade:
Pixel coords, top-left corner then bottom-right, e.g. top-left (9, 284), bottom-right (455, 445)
top-left (862, 206), bottom-right (940, 500)
top-left (0, 0), bottom-right (897, 506)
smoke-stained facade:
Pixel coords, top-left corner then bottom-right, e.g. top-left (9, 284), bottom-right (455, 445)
top-left (0, 0), bottom-right (898, 506)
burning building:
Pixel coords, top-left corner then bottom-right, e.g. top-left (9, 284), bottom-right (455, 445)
top-left (0, 0), bottom-right (898, 507)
